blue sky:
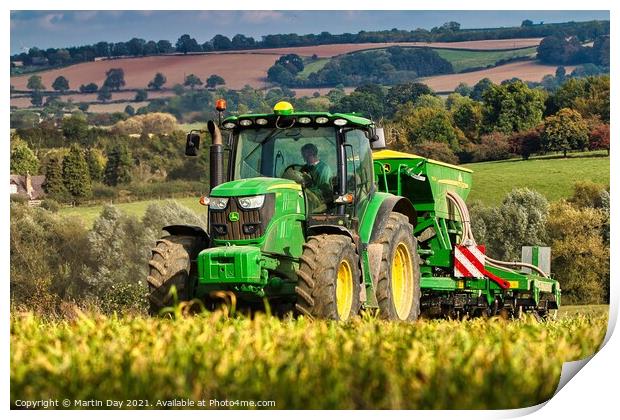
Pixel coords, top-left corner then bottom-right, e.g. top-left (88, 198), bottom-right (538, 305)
top-left (10, 10), bottom-right (609, 55)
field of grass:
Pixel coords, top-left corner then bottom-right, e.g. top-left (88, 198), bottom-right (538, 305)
top-left (435, 47), bottom-right (537, 73)
top-left (10, 307), bottom-right (607, 409)
top-left (464, 152), bottom-right (609, 206)
top-left (60, 196), bottom-right (206, 228)
top-left (298, 58), bottom-right (330, 79)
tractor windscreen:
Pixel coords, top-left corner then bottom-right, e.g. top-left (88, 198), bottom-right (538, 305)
top-left (234, 126), bottom-right (337, 181)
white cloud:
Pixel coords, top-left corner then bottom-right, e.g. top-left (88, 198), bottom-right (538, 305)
top-left (240, 11), bottom-right (284, 23)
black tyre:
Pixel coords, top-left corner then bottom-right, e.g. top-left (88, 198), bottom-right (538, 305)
top-left (147, 235), bottom-right (198, 315)
top-left (295, 234), bottom-right (361, 320)
top-left (375, 212), bottom-right (421, 321)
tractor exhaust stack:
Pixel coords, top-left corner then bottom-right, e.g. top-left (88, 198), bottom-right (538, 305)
top-left (208, 120), bottom-right (224, 191)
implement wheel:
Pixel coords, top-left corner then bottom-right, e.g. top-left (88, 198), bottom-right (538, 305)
top-left (295, 234), bottom-right (361, 321)
top-left (147, 235), bottom-right (198, 315)
top-left (375, 212), bottom-right (421, 321)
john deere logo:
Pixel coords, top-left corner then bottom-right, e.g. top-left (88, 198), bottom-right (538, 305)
top-left (228, 212), bottom-right (240, 222)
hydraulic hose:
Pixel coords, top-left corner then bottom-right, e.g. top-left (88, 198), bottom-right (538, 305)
top-left (445, 190), bottom-right (549, 278)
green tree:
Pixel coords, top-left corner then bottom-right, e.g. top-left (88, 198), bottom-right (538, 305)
top-left (175, 34), bottom-right (200, 54)
top-left (62, 114), bottom-right (88, 142)
top-left (10, 140), bottom-right (39, 175)
top-left (97, 86), bottom-right (112, 102)
top-left (135, 89), bottom-right (148, 101)
top-left (52, 76), bottom-right (70, 93)
top-left (30, 91), bottom-right (43, 107)
top-left (78, 103), bottom-right (89, 112)
top-left (397, 106), bottom-right (463, 150)
top-left (211, 34), bottom-right (232, 50)
top-left (470, 78), bottom-right (493, 101)
top-left (184, 74), bottom-right (203, 90)
top-left (85, 148), bottom-right (104, 182)
top-left (103, 68), bottom-right (126, 91)
top-left (546, 200), bottom-right (608, 304)
top-left (206, 74), bottom-right (226, 89)
top-left (104, 144), bottom-right (132, 186)
top-left (62, 145), bottom-right (92, 200)
top-left (482, 80), bottom-right (546, 134)
top-left (27, 75), bottom-right (45, 91)
top-left (42, 155), bottom-right (66, 196)
top-left (454, 82), bottom-right (473, 97)
top-left (124, 105), bottom-right (135, 116)
top-left (447, 94), bottom-right (483, 140)
top-left (470, 188), bottom-right (549, 261)
top-left (385, 82), bottom-right (433, 116)
top-left (79, 83), bottom-right (98, 93)
top-left (414, 94), bottom-right (444, 109)
top-left (541, 108), bottom-right (589, 156)
top-left (148, 72), bottom-right (167, 90)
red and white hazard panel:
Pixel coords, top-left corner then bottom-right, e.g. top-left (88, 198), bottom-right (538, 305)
top-left (454, 245), bottom-right (487, 278)
top-left (453, 245), bottom-right (510, 289)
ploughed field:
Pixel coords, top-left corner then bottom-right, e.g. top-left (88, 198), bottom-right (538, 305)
top-left (10, 38), bottom-right (543, 107)
top-left (10, 305), bottom-right (607, 409)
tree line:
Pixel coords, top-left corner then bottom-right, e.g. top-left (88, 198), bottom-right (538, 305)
top-left (268, 48), bottom-right (454, 88)
top-left (11, 19), bottom-right (609, 70)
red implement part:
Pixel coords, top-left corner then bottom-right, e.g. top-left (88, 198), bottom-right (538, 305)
top-left (458, 246), bottom-right (511, 289)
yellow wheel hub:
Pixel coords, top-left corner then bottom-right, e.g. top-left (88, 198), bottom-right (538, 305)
top-left (336, 259), bottom-right (354, 320)
top-left (391, 242), bottom-right (414, 320)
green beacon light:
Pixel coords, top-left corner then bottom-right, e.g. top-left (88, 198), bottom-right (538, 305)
top-left (273, 101), bottom-right (294, 115)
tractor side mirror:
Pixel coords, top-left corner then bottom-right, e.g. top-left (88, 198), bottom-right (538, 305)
top-left (370, 127), bottom-right (386, 150)
top-left (185, 132), bottom-right (201, 156)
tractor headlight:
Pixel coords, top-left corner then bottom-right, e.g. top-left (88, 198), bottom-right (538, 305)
top-left (238, 195), bottom-right (265, 209)
top-left (209, 197), bottom-right (229, 209)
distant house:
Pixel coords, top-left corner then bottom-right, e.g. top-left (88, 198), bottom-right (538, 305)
top-left (10, 174), bottom-right (46, 202)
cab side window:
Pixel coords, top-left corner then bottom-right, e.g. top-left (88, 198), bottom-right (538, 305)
top-left (345, 130), bottom-right (373, 211)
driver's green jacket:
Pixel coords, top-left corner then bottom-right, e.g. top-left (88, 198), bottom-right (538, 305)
top-left (302, 160), bottom-right (333, 200)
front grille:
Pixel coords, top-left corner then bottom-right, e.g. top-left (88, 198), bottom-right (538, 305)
top-left (209, 194), bottom-right (275, 241)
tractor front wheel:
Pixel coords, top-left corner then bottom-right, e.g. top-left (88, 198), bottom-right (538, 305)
top-left (295, 234), bottom-right (361, 321)
top-left (147, 235), bottom-right (198, 315)
top-left (375, 212), bottom-right (421, 321)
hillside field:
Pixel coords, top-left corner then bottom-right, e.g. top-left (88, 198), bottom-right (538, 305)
top-left (421, 60), bottom-right (575, 92)
top-left (464, 152), bottom-right (609, 206)
top-left (435, 47), bottom-right (537, 73)
top-left (10, 38), bottom-right (545, 109)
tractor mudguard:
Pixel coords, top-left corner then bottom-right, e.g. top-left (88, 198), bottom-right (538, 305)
top-left (307, 224), bottom-right (355, 241)
top-left (162, 225), bottom-right (210, 250)
top-left (367, 195), bottom-right (417, 244)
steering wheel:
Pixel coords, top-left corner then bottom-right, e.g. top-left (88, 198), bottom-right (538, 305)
top-left (282, 164), bottom-right (311, 186)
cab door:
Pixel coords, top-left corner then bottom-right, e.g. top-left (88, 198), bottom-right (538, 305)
top-left (344, 129), bottom-right (374, 222)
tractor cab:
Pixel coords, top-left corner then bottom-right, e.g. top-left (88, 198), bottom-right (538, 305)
top-left (189, 101), bottom-right (386, 236)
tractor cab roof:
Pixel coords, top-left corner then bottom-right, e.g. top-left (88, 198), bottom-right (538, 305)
top-left (221, 101), bottom-right (375, 130)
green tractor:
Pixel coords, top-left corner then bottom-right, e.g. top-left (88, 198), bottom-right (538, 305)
top-left (147, 101), bottom-right (560, 320)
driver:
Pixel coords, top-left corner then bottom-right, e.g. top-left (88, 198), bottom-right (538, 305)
top-left (300, 143), bottom-right (333, 203)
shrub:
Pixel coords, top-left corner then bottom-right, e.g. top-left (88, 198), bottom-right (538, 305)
top-left (82, 205), bottom-right (151, 302)
top-left (111, 112), bottom-right (178, 135)
top-left (41, 199), bottom-right (61, 212)
top-left (546, 200), bottom-right (609, 304)
top-left (469, 188), bottom-right (549, 261)
top-left (10, 204), bottom-right (90, 306)
top-left (467, 132), bottom-right (512, 162)
top-left (509, 128), bottom-right (542, 160)
top-left (588, 123), bottom-right (609, 155)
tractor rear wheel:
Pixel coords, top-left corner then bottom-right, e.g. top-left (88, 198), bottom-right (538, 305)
top-left (295, 234), bottom-right (361, 321)
top-left (375, 212), bottom-right (421, 321)
top-left (147, 235), bottom-right (197, 315)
